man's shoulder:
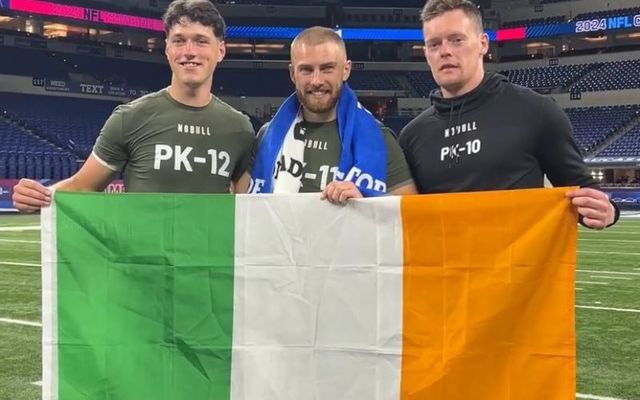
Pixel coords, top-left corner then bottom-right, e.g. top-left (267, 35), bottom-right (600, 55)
top-left (398, 106), bottom-right (437, 142)
top-left (500, 80), bottom-right (549, 105)
top-left (210, 96), bottom-right (256, 137)
top-left (498, 80), bottom-right (565, 122)
top-left (110, 89), bottom-right (166, 118)
top-left (255, 121), bottom-right (271, 141)
top-left (378, 123), bottom-right (396, 139)
top-left (212, 96), bottom-right (251, 122)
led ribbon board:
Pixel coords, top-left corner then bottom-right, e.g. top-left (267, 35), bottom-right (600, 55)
top-left (7, 0), bottom-right (640, 41)
top-left (9, 0), bottom-right (164, 31)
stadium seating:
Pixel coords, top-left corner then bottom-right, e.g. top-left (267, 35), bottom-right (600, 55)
top-left (0, 46), bottom-right (69, 80)
top-left (540, 0), bottom-right (573, 4)
top-left (215, 68), bottom-right (294, 97)
top-left (219, 0), bottom-right (425, 5)
top-left (598, 122), bottom-right (640, 157)
top-left (0, 92), bottom-right (119, 159)
top-left (2, 38), bottom-right (640, 180)
top-left (501, 60), bottom-right (640, 92)
top-left (0, 119), bottom-right (79, 180)
top-left (565, 105), bottom-right (640, 154)
top-left (380, 116), bottom-right (412, 137)
top-left (572, 60), bottom-right (640, 92)
top-left (216, 69), bottom-right (410, 96)
top-left (405, 71), bottom-right (439, 97)
top-left (502, 64), bottom-right (594, 90)
top-left (0, 45), bottom-right (169, 90)
top-left (348, 71), bottom-right (405, 91)
top-left (53, 53), bottom-right (170, 90)
top-left (4, 43), bottom-right (638, 97)
top-left (574, 7), bottom-right (640, 21)
top-left (343, 0), bottom-right (424, 5)
top-left (217, 0), bottom-right (326, 5)
top-left (502, 16), bottom-right (565, 28)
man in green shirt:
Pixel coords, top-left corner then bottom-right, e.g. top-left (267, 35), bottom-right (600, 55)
top-left (245, 27), bottom-right (417, 204)
top-left (12, 0), bottom-right (254, 212)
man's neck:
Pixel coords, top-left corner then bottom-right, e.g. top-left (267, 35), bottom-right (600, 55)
top-left (168, 83), bottom-right (212, 108)
top-left (302, 107), bottom-right (337, 123)
top-left (442, 69), bottom-right (485, 99)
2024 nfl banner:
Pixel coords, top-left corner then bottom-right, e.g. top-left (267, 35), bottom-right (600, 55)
top-left (41, 189), bottom-right (577, 400)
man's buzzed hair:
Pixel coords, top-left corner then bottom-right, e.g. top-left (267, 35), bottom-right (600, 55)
top-left (291, 26), bottom-right (346, 55)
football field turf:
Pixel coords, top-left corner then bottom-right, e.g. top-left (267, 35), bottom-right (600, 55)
top-left (1, 213), bottom-right (639, 400)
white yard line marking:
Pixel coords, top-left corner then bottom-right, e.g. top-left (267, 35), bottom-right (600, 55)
top-left (578, 238), bottom-right (640, 243)
top-left (576, 305), bottom-right (640, 313)
top-left (575, 281), bottom-right (609, 285)
top-left (575, 287), bottom-right (584, 291)
top-left (580, 230), bottom-right (640, 234)
top-left (31, 381), bottom-right (42, 387)
top-left (0, 239), bottom-right (40, 243)
top-left (576, 393), bottom-right (626, 400)
top-left (577, 269), bottom-right (640, 276)
top-left (580, 225), bottom-right (638, 228)
top-left (0, 261), bottom-right (41, 267)
top-left (0, 317), bottom-right (42, 327)
top-left (589, 275), bottom-right (632, 280)
top-left (0, 225), bottom-right (39, 232)
top-left (579, 250), bottom-right (640, 256)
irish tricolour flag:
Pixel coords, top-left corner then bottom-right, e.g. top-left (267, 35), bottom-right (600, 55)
top-left (41, 188), bottom-right (576, 400)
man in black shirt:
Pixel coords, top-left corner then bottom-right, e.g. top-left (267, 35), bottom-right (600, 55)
top-left (399, 0), bottom-right (618, 229)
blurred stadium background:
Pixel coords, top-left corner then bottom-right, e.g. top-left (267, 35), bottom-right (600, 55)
top-left (0, 0), bottom-right (639, 399)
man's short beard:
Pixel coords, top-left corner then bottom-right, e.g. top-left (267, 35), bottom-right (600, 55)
top-left (296, 88), bottom-right (340, 115)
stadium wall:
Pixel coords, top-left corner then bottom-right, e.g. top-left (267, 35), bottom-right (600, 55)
top-left (3, 69), bottom-right (638, 113)
top-left (550, 89), bottom-right (640, 108)
top-left (2, 31), bottom-right (638, 74)
top-left (488, 50), bottom-right (640, 71)
top-left (499, 0), bottom-right (640, 23)
top-left (396, 88), bottom-right (640, 110)
top-left (0, 34), bottom-right (167, 64)
top-left (0, 74), bottom-right (130, 102)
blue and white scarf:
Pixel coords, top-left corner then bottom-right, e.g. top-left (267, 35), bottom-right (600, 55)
top-left (250, 83), bottom-right (387, 197)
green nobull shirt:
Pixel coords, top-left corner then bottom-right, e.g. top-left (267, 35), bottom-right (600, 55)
top-left (253, 120), bottom-right (413, 193)
top-left (93, 88), bottom-right (255, 193)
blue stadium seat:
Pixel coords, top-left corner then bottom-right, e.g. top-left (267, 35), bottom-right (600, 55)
top-left (574, 7), bottom-right (640, 21)
top-left (565, 105), bottom-right (640, 154)
top-left (572, 60), bottom-right (640, 92)
top-left (0, 92), bottom-right (119, 159)
top-left (502, 64), bottom-right (592, 90)
top-left (598, 119), bottom-right (640, 157)
top-left (406, 71), bottom-right (438, 97)
top-left (0, 155), bottom-right (6, 178)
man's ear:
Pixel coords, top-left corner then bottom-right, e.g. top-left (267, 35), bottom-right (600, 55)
top-left (343, 59), bottom-right (352, 82)
top-left (480, 33), bottom-right (489, 57)
top-left (218, 40), bottom-right (226, 62)
top-left (289, 63), bottom-right (295, 85)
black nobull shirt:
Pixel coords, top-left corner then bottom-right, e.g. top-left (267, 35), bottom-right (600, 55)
top-left (399, 73), bottom-right (596, 194)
